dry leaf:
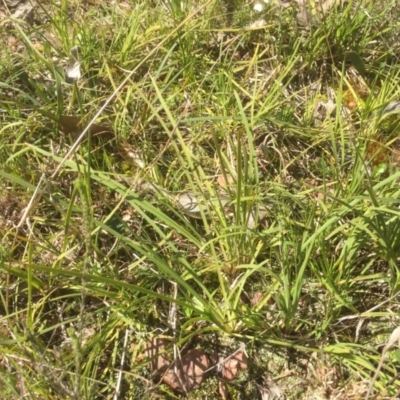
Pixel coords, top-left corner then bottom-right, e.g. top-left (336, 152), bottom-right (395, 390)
top-left (58, 115), bottom-right (111, 136)
top-left (296, 0), bottom-right (310, 26)
top-left (123, 147), bottom-right (145, 169)
top-left (11, 0), bottom-right (34, 22)
top-left (319, 0), bottom-right (344, 14)
top-left (66, 46), bottom-right (81, 80)
top-left (391, 139), bottom-right (400, 169)
top-left (250, 292), bottom-right (263, 307)
top-left (7, 35), bottom-right (18, 48)
top-left (40, 111), bottom-right (113, 138)
top-left (176, 192), bottom-right (202, 213)
top-left (216, 174), bottom-right (234, 189)
top-left (5, 0), bottom-right (24, 7)
top-left (163, 348), bottom-right (209, 393)
top-left (218, 381), bottom-right (229, 400)
top-left (118, 1), bottom-right (132, 10)
top-left (221, 349), bottom-right (248, 381)
top-left (258, 376), bottom-right (284, 400)
top-left (382, 100), bottom-right (400, 116)
top-left (248, 19), bottom-right (267, 29)
top-left (247, 205), bottom-right (268, 229)
top-left (145, 337), bottom-right (170, 376)
top-left (176, 191), bottom-right (230, 214)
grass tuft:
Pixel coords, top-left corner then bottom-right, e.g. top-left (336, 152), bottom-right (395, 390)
top-left (1, 0), bottom-right (400, 398)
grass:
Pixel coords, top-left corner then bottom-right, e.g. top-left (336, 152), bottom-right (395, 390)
top-left (1, 0), bottom-right (400, 398)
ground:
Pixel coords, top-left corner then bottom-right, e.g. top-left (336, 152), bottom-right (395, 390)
top-left (1, 0), bottom-right (400, 399)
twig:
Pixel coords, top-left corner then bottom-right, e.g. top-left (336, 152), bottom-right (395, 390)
top-left (114, 328), bottom-right (130, 400)
top-left (365, 326), bottom-right (400, 400)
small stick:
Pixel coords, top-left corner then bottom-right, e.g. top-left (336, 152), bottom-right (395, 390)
top-left (365, 326), bottom-right (400, 400)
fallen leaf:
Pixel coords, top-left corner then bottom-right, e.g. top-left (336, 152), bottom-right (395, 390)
top-left (392, 139), bottom-right (400, 169)
top-left (11, 0), bottom-right (34, 23)
top-left (216, 174), bottom-right (234, 189)
top-left (382, 100), bottom-right (400, 116)
top-left (162, 348), bottom-right (209, 393)
top-left (247, 204), bottom-right (268, 229)
top-left (7, 35), bottom-right (18, 48)
top-left (58, 115), bottom-right (111, 136)
top-left (66, 46), bottom-right (81, 80)
top-left (250, 292), bottom-right (263, 307)
top-left (123, 146), bottom-right (145, 169)
top-left (218, 381), bottom-right (229, 400)
top-left (39, 110), bottom-right (113, 138)
top-left (248, 19), bottom-right (267, 29)
top-left (162, 369), bottom-right (184, 392)
top-left (319, 0), bottom-right (344, 14)
top-left (221, 349), bottom-right (248, 381)
top-left (145, 337), bottom-right (170, 376)
top-left (296, 0), bottom-right (310, 26)
top-left (258, 376), bottom-right (284, 400)
top-left (117, 0), bottom-right (132, 10)
top-left (176, 191), bottom-right (202, 213)
top-left (5, 0), bottom-right (24, 7)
